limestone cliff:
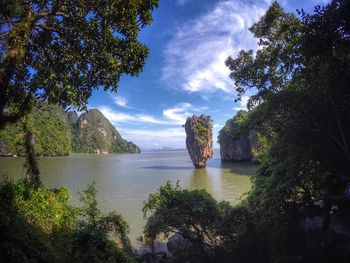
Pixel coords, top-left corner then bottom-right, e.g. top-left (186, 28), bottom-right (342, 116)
top-left (0, 106), bottom-right (140, 156)
top-left (67, 111), bottom-right (78, 126)
top-left (185, 115), bottom-right (213, 168)
top-left (70, 109), bottom-right (141, 154)
top-left (218, 110), bottom-right (257, 162)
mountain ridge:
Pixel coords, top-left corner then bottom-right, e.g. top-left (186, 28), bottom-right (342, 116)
top-left (0, 105), bottom-right (140, 156)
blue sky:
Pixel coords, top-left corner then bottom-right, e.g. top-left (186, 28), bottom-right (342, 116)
top-left (87, 0), bottom-right (329, 150)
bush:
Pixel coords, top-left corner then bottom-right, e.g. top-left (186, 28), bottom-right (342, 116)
top-left (0, 179), bottom-right (135, 263)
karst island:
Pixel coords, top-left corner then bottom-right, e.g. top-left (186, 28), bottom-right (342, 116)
top-left (184, 115), bottom-right (213, 168)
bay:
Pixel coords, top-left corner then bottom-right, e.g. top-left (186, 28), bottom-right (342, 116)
top-left (0, 150), bottom-right (258, 246)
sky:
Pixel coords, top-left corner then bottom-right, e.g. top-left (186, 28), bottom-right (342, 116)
top-left (87, 0), bottom-right (330, 151)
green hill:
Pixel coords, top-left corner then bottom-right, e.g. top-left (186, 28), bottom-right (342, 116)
top-left (70, 109), bottom-right (141, 154)
top-left (0, 104), bottom-right (72, 156)
top-left (0, 106), bottom-right (140, 156)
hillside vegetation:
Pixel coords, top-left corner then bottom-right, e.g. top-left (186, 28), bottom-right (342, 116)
top-left (0, 106), bottom-right (140, 156)
top-left (0, 104), bottom-right (72, 156)
top-left (70, 109), bottom-right (140, 154)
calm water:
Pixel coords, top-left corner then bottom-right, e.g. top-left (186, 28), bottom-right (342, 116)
top-left (0, 150), bottom-right (258, 246)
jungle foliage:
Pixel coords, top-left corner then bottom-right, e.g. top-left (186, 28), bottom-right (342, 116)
top-left (70, 109), bottom-right (140, 154)
top-left (0, 103), bottom-right (72, 156)
top-left (143, 182), bottom-right (256, 263)
top-left (0, 179), bottom-right (135, 263)
top-left (0, 106), bottom-right (140, 156)
top-left (217, 110), bottom-right (249, 145)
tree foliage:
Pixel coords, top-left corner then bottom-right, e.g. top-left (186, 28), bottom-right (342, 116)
top-left (0, 179), bottom-right (134, 262)
top-left (72, 182), bottom-right (135, 263)
top-left (217, 110), bottom-right (249, 145)
top-left (223, 0), bottom-right (350, 262)
top-left (227, 0), bottom-right (350, 199)
top-left (0, 103), bottom-right (72, 156)
top-left (0, 0), bottom-right (158, 128)
top-left (70, 109), bottom-right (140, 154)
top-left (143, 183), bottom-right (264, 263)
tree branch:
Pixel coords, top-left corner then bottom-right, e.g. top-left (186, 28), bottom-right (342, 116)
top-left (37, 11), bottom-right (68, 18)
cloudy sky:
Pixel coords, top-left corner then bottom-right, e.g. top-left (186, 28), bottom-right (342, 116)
top-left (87, 0), bottom-right (330, 151)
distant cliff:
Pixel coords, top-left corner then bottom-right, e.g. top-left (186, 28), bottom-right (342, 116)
top-left (185, 115), bottom-right (213, 168)
top-left (0, 105), bottom-right (140, 156)
top-left (69, 109), bottom-right (141, 154)
top-left (218, 110), bottom-right (257, 162)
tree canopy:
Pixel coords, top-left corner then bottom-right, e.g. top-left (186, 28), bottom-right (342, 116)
top-left (226, 0), bottom-right (350, 197)
top-left (0, 179), bottom-right (135, 262)
top-left (0, 0), bottom-right (158, 128)
top-left (224, 0), bottom-right (350, 261)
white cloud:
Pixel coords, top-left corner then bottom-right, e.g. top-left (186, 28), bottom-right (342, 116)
top-left (119, 127), bottom-right (186, 150)
top-left (122, 127), bottom-right (185, 139)
top-left (112, 96), bottom-right (128, 107)
top-left (176, 0), bottom-right (190, 6)
top-left (233, 95), bottom-right (249, 112)
top-left (162, 0), bottom-right (270, 96)
top-left (98, 106), bottom-right (171, 125)
top-left (162, 103), bottom-right (193, 125)
top-left (99, 102), bottom-right (203, 127)
top-left (98, 106), bottom-right (134, 122)
top-left (213, 123), bottom-right (222, 129)
top-left (120, 127), bottom-right (220, 150)
top-left (97, 102), bottom-right (218, 149)
top-left (137, 114), bottom-right (171, 125)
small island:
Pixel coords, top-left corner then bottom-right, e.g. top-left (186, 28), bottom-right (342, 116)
top-left (184, 115), bottom-right (213, 168)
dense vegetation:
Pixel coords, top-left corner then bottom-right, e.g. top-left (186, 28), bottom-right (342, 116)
top-left (0, 106), bottom-right (140, 156)
top-left (0, 179), bottom-right (136, 263)
top-left (217, 110), bottom-right (249, 145)
top-left (191, 115), bottom-right (212, 147)
top-left (71, 109), bottom-right (140, 154)
top-left (1, 0), bottom-right (151, 261)
top-left (0, 103), bottom-right (72, 156)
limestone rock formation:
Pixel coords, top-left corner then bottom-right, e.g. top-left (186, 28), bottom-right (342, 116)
top-left (184, 115), bottom-right (213, 168)
top-left (218, 110), bottom-right (257, 162)
top-left (0, 105), bottom-right (140, 156)
top-left (219, 130), bottom-right (257, 162)
top-left (70, 109), bottom-right (141, 154)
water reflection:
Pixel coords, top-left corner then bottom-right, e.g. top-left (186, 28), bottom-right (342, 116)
top-left (188, 168), bottom-right (212, 193)
top-left (142, 166), bottom-right (193, 170)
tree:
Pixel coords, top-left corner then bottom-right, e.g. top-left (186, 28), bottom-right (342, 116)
top-left (143, 182), bottom-right (234, 263)
top-left (225, 1), bottom-right (350, 262)
top-left (143, 182), bottom-right (259, 263)
top-left (72, 182), bottom-right (134, 263)
top-left (0, 0), bottom-right (158, 129)
top-left (226, 0), bottom-right (350, 200)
